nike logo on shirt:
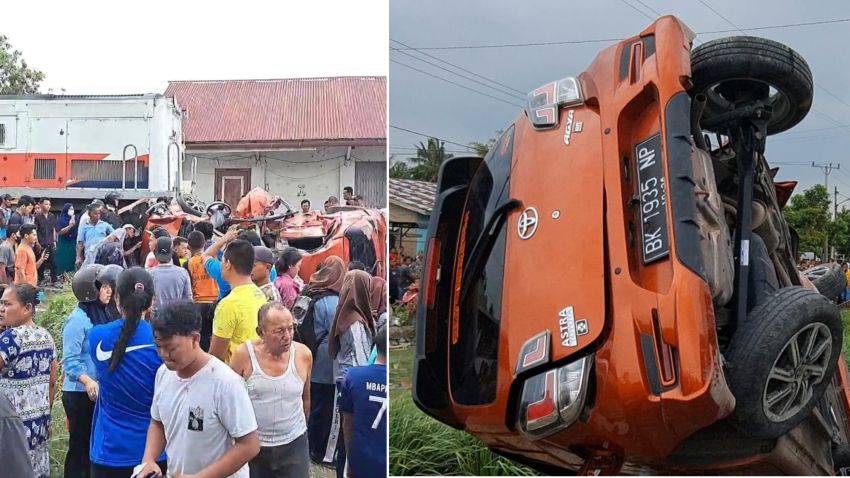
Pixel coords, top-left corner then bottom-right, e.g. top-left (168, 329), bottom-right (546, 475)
top-left (96, 341), bottom-right (155, 362)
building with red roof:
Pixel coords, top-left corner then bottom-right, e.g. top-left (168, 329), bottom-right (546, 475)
top-left (164, 76), bottom-right (386, 208)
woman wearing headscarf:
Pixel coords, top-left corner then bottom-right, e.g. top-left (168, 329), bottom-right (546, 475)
top-left (328, 269), bottom-right (375, 478)
top-left (55, 203), bottom-right (78, 277)
top-left (329, 269), bottom-right (375, 380)
top-left (369, 276), bottom-right (387, 330)
top-left (303, 256), bottom-right (347, 465)
top-left (61, 264), bottom-right (121, 478)
top-left (367, 276), bottom-right (387, 365)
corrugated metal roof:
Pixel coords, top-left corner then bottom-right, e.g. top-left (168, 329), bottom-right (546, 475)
top-left (389, 178), bottom-right (437, 216)
top-left (164, 77), bottom-right (386, 144)
top-left (0, 94), bottom-right (162, 100)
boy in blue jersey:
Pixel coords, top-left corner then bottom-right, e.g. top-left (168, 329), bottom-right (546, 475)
top-left (339, 324), bottom-right (388, 478)
top-left (88, 267), bottom-right (166, 477)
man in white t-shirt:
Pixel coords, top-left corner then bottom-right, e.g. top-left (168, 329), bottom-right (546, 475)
top-left (137, 301), bottom-right (260, 478)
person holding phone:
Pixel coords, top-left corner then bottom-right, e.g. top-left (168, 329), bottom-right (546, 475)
top-left (15, 224), bottom-right (49, 287)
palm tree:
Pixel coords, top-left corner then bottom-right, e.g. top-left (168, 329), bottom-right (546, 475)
top-left (408, 138), bottom-right (453, 182)
top-left (389, 159), bottom-right (412, 179)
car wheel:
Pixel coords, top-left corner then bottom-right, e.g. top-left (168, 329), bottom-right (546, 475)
top-left (177, 193), bottom-right (206, 217)
top-left (725, 286), bottom-right (842, 439)
top-left (690, 36), bottom-right (813, 135)
top-left (803, 262), bottom-right (847, 301)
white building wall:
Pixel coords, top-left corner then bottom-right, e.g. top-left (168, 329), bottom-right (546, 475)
top-left (185, 145), bottom-right (385, 207)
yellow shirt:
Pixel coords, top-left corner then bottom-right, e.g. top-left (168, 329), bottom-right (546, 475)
top-left (845, 269), bottom-right (850, 286)
top-left (212, 283), bottom-right (265, 361)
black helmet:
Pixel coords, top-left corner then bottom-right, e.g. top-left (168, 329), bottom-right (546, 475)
top-left (96, 264), bottom-right (123, 290)
top-left (105, 191), bottom-right (122, 205)
top-left (72, 264), bottom-right (104, 302)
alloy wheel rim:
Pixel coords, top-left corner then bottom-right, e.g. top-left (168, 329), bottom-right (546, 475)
top-left (763, 322), bottom-right (832, 422)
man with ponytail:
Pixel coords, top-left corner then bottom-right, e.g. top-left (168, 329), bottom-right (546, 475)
top-left (87, 267), bottom-right (166, 477)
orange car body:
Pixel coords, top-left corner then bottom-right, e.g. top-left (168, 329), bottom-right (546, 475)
top-left (414, 16), bottom-right (850, 474)
top-left (143, 199), bottom-right (386, 282)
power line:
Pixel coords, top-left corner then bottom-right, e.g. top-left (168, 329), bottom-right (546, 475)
top-left (390, 59), bottom-right (524, 108)
top-left (390, 47), bottom-right (525, 100)
top-left (389, 125), bottom-right (474, 150)
top-left (392, 17), bottom-right (850, 51)
top-left (632, 0), bottom-right (663, 17)
top-left (618, 0), bottom-right (654, 21)
top-left (390, 39), bottom-right (525, 95)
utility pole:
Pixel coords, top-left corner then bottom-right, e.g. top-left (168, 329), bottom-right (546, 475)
top-left (812, 162), bottom-right (840, 260)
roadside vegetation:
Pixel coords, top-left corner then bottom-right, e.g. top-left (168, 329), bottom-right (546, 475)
top-left (389, 346), bottom-right (537, 476)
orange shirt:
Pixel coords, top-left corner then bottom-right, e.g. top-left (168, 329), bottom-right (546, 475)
top-left (15, 244), bottom-right (37, 286)
top-left (187, 254), bottom-right (218, 303)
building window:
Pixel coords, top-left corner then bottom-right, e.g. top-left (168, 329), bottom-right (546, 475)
top-left (0, 124), bottom-right (5, 146)
top-left (34, 158), bottom-right (56, 180)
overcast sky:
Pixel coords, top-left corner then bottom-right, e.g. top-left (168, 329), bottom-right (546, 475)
top-left (389, 0), bottom-right (850, 201)
top-left (1, 0), bottom-right (388, 93)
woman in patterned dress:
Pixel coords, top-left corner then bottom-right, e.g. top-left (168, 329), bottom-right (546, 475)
top-left (0, 283), bottom-right (59, 478)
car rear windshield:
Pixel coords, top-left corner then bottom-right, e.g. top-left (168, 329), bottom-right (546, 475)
top-left (450, 126), bottom-right (514, 406)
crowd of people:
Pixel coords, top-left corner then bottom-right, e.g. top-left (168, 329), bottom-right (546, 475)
top-left (0, 191), bottom-right (388, 478)
top-left (388, 247), bottom-right (422, 311)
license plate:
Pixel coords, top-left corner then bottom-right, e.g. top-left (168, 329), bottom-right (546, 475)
top-left (635, 134), bottom-right (669, 264)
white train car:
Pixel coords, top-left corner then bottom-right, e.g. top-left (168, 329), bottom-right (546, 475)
top-left (0, 94), bottom-right (184, 201)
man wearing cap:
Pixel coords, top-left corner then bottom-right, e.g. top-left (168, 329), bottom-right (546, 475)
top-left (0, 194), bottom-right (12, 240)
top-left (251, 246), bottom-right (282, 303)
top-left (149, 236), bottom-right (192, 315)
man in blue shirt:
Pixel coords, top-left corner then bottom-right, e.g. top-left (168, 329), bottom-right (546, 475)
top-left (339, 324), bottom-right (387, 478)
top-left (76, 204), bottom-right (114, 269)
top-left (0, 193), bottom-right (12, 240)
top-left (202, 226), bottom-right (276, 300)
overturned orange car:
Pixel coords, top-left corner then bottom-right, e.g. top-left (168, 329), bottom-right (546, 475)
top-left (414, 16), bottom-right (850, 475)
top-left (141, 188), bottom-right (386, 281)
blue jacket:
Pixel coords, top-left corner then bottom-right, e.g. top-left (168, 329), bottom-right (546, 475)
top-left (61, 307), bottom-right (97, 393)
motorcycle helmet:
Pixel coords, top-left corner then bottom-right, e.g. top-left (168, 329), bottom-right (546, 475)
top-left (72, 264), bottom-right (104, 302)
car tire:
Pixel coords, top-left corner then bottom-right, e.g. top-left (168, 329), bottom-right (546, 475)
top-left (177, 193), bottom-right (205, 217)
top-left (803, 262), bottom-right (846, 301)
top-left (690, 36), bottom-right (813, 135)
top-left (725, 286), bottom-right (842, 439)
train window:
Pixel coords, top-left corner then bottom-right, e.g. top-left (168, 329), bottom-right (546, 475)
top-left (34, 158), bottom-right (56, 179)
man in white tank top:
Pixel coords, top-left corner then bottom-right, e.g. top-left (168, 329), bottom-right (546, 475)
top-left (230, 301), bottom-right (313, 477)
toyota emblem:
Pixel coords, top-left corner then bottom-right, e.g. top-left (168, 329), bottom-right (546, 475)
top-left (517, 207), bottom-right (539, 240)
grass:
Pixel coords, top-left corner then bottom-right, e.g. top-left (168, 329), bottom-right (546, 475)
top-left (35, 285), bottom-right (77, 478)
top-left (388, 347), bottom-right (537, 476)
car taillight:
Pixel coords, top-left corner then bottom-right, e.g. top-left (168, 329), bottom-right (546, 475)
top-left (423, 238), bottom-right (440, 309)
top-left (526, 76), bottom-right (584, 129)
top-left (517, 355), bottom-right (593, 439)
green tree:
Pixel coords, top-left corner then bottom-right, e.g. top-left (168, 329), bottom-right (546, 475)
top-left (832, 207), bottom-right (850, 259)
top-left (389, 159), bottom-right (412, 179)
top-left (469, 129), bottom-right (504, 157)
top-left (783, 184), bottom-right (830, 257)
top-left (407, 138), bottom-right (453, 182)
top-left (0, 35), bottom-right (44, 94)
